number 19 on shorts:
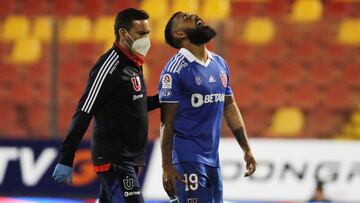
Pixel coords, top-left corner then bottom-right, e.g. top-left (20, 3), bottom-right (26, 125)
top-left (184, 173), bottom-right (198, 191)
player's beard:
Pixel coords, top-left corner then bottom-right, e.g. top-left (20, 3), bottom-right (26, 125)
top-left (185, 25), bottom-right (217, 46)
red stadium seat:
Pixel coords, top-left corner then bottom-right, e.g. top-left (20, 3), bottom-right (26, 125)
top-left (307, 63), bottom-right (336, 87)
top-left (110, 0), bottom-right (139, 14)
top-left (243, 62), bottom-right (273, 87)
top-left (0, 1), bottom-right (16, 18)
top-left (27, 104), bottom-right (50, 138)
top-left (258, 84), bottom-right (287, 110)
top-left (323, 84), bottom-right (353, 111)
top-left (341, 64), bottom-right (360, 88)
top-left (276, 63), bottom-right (305, 87)
top-left (81, 0), bottom-right (107, 18)
top-left (304, 108), bottom-right (345, 138)
top-left (263, 0), bottom-right (291, 18)
top-left (241, 108), bottom-right (272, 137)
top-left (52, 0), bottom-right (77, 17)
top-left (22, 0), bottom-right (50, 16)
top-left (234, 84), bottom-right (258, 109)
top-left (0, 102), bottom-right (27, 138)
top-left (289, 84), bottom-right (318, 110)
top-left (324, 1), bottom-right (350, 18)
top-left (230, 1), bottom-right (256, 18)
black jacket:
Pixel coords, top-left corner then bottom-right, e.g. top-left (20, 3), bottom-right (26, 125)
top-left (59, 44), bottom-right (159, 167)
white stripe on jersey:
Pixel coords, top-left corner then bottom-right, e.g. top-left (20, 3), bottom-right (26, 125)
top-left (166, 53), bottom-right (182, 72)
top-left (81, 51), bottom-right (119, 113)
top-left (169, 55), bottom-right (184, 73)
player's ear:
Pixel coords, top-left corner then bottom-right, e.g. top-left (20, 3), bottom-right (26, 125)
top-left (173, 31), bottom-right (186, 40)
top-left (118, 28), bottom-right (127, 40)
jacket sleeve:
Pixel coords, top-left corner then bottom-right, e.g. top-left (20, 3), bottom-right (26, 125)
top-left (147, 94), bottom-right (160, 112)
top-left (58, 57), bottom-right (115, 166)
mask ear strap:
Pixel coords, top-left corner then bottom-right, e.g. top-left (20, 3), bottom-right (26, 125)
top-left (120, 28), bottom-right (133, 48)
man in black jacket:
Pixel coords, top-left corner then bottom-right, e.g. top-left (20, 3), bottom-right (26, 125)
top-left (52, 8), bottom-right (159, 203)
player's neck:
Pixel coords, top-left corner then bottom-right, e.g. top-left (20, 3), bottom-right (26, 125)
top-left (184, 44), bottom-right (208, 62)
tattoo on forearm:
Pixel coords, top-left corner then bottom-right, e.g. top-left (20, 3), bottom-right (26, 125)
top-left (233, 127), bottom-right (250, 152)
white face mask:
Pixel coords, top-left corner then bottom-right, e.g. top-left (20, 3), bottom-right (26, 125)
top-left (124, 30), bottom-right (151, 57)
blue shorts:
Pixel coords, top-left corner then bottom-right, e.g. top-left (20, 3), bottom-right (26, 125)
top-left (97, 164), bottom-right (144, 203)
top-left (172, 162), bottom-right (223, 203)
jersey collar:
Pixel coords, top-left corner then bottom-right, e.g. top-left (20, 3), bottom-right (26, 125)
top-left (179, 48), bottom-right (214, 67)
top-left (114, 42), bottom-right (144, 68)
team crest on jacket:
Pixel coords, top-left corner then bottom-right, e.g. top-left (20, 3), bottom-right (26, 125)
top-left (131, 76), bottom-right (141, 92)
top-left (220, 73), bottom-right (227, 88)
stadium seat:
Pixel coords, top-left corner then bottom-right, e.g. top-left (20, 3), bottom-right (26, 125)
top-left (258, 84), bottom-right (287, 109)
top-left (263, 0), bottom-right (291, 18)
top-left (289, 84), bottom-right (318, 110)
top-left (323, 84), bottom-right (352, 110)
top-left (170, 0), bottom-right (199, 15)
top-left (305, 108), bottom-right (344, 138)
top-left (307, 63), bottom-right (336, 87)
top-left (290, 0), bottom-right (323, 23)
top-left (337, 18), bottom-right (360, 45)
top-left (0, 1), bottom-right (16, 18)
top-left (244, 63), bottom-right (273, 87)
top-left (234, 85), bottom-right (258, 109)
top-left (230, 1), bottom-right (256, 17)
top-left (93, 16), bottom-right (114, 42)
top-left (342, 65), bottom-right (360, 87)
top-left (150, 19), bottom-right (169, 43)
top-left (201, 0), bottom-right (229, 22)
top-left (266, 107), bottom-right (305, 137)
top-left (27, 104), bottom-right (50, 138)
top-left (52, 0), bottom-right (77, 17)
top-left (22, 0), bottom-right (50, 16)
top-left (81, 0), bottom-right (106, 18)
top-left (276, 63), bottom-right (304, 87)
top-left (140, 0), bottom-right (169, 21)
top-left (1, 15), bottom-right (30, 42)
top-left (242, 17), bottom-right (275, 45)
top-left (324, 1), bottom-right (350, 18)
top-left (61, 16), bottom-right (92, 42)
top-left (111, 0), bottom-right (139, 14)
top-left (10, 37), bottom-right (42, 64)
top-left (242, 109), bottom-right (272, 137)
top-left (33, 16), bottom-right (53, 42)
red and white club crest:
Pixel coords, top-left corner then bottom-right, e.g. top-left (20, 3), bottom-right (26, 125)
top-left (220, 73), bottom-right (227, 88)
top-left (131, 76), bottom-right (141, 92)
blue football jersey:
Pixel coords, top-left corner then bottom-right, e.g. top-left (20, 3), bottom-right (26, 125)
top-left (158, 48), bottom-right (233, 167)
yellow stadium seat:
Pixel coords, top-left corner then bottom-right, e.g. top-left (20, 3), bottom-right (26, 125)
top-left (33, 16), bottom-right (53, 42)
top-left (10, 37), bottom-right (42, 64)
top-left (61, 16), bottom-right (92, 42)
top-left (93, 16), bottom-right (114, 42)
top-left (337, 19), bottom-right (360, 45)
top-left (1, 15), bottom-right (30, 41)
top-left (243, 17), bottom-right (275, 45)
top-left (140, 0), bottom-right (169, 21)
top-left (170, 0), bottom-right (199, 14)
top-left (150, 19), bottom-right (168, 44)
top-left (267, 107), bottom-right (305, 137)
top-left (290, 0), bottom-right (322, 23)
top-left (201, 0), bottom-right (230, 22)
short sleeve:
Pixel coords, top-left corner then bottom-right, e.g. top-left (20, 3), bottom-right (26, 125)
top-left (158, 70), bottom-right (181, 103)
top-left (224, 61), bottom-right (233, 96)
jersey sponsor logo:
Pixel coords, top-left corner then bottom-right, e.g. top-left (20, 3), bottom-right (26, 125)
top-left (131, 76), bottom-right (141, 92)
top-left (191, 93), bottom-right (225, 107)
top-left (162, 74), bottom-right (172, 89)
top-left (195, 76), bottom-right (202, 86)
top-left (187, 198), bottom-right (197, 203)
top-left (133, 94), bottom-right (144, 100)
top-left (161, 89), bottom-right (172, 97)
top-left (220, 73), bottom-right (227, 88)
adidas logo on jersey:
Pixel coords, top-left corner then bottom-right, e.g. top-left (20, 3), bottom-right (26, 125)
top-left (208, 76), bottom-right (216, 83)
